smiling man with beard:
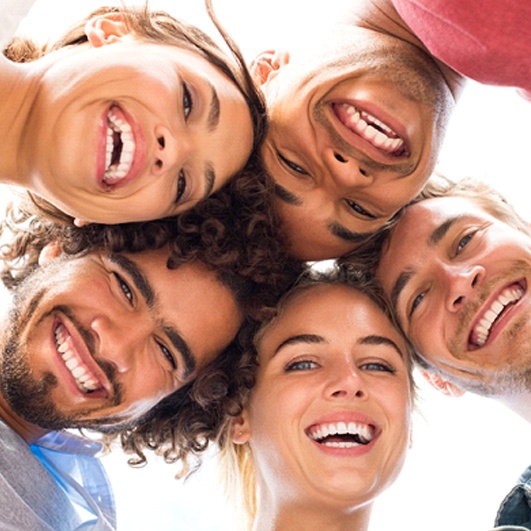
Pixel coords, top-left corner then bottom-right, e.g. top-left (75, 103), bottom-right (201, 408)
top-left (341, 175), bottom-right (531, 529)
top-left (0, 170), bottom-right (302, 530)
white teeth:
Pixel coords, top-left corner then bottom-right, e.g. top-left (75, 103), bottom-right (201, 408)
top-left (308, 421), bottom-right (374, 447)
top-left (472, 285), bottom-right (524, 347)
top-left (340, 103), bottom-right (405, 155)
top-left (104, 107), bottom-right (136, 183)
top-left (54, 324), bottom-right (101, 394)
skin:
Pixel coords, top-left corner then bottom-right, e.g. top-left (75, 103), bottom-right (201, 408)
top-left (0, 246), bottom-right (242, 443)
top-left (376, 196), bottom-right (531, 416)
top-left (234, 284), bottom-right (411, 531)
top-left (251, 0), bottom-right (459, 260)
top-left (0, 14), bottom-right (253, 224)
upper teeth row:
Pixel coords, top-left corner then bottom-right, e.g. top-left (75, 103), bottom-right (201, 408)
top-left (340, 103), bottom-right (404, 154)
top-left (308, 421), bottom-right (374, 443)
top-left (54, 325), bottom-right (99, 393)
top-left (473, 285), bottom-right (524, 346)
top-left (104, 107), bottom-right (135, 183)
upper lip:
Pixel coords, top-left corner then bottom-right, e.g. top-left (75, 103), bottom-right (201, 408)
top-left (53, 317), bottom-right (111, 397)
top-left (328, 100), bottom-right (412, 165)
top-left (467, 279), bottom-right (526, 350)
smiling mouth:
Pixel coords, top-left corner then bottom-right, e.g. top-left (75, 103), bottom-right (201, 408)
top-left (307, 421), bottom-right (376, 448)
top-left (333, 102), bottom-right (409, 156)
top-left (468, 282), bottom-right (525, 348)
top-left (104, 106), bottom-right (136, 186)
top-left (54, 323), bottom-right (103, 394)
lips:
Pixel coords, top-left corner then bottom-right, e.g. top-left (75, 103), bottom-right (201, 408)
top-left (333, 102), bottom-right (409, 157)
top-left (54, 322), bottom-right (106, 395)
top-left (468, 281), bottom-right (526, 349)
top-left (98, 105), bottom-right (146, 191)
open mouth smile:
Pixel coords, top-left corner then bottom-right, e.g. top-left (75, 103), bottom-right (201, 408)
top-left (307, 421), bottom-right (376, 448)
top-left (333, 102), bottom-right (409, 157)
top-left (103, 105), bottom-right (136, 186)
top-left (54, 323), bottom-right (104, 394)
top-left (468, 281), bottom-right (526, 349)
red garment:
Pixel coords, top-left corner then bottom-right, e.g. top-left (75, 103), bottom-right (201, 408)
top-left (391, 0), bottom-right (531, 101)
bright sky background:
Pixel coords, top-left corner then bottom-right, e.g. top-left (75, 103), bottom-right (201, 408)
top-left (9, 1), bottom-right (531, 530)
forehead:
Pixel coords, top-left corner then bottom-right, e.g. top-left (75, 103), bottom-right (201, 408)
top-left (259, 284), bottom-right (401, 350)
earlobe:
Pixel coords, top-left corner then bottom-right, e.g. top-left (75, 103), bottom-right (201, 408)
top-left (84, 14), bottom-right (131, 47)
top-left (250, 50), bottom-right (290, 86)
top-left (421, 370), bottom-right (465, 397)
top-left (38, 241), bottom-right (63, 266)
top-left (231, 411), bottom-right (252, 445)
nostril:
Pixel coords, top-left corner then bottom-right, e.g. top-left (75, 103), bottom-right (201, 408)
top-left (157, 136), bottom-right (165, 148)
top-left (454, 295), bottom-right (464, 306)
top-left (472, 274), bottom-right (479, 287)
top-left (359, 168), bottom-right (368, 176)
top-left (155, 159), bottom-right (162, 169)
top-left (334, 152), bottom-right (348, 163)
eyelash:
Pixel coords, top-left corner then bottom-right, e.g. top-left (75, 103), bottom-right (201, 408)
top-left (360, 361), bottom-right (396, 374)
top-left (157, 340), bottom-right (177, 370)
top-left (113, 273), bottom-right (134, 304)
top-left (285, 358), bottom-right (396, 374)
top-left (182, 82), bottom-right (193, 119)
top-left (346, 199), bottom-right (376, 219)
top-left (278, 152), bottom-right (309, 175)
top-left (175, 170), bottom-right (187, 204)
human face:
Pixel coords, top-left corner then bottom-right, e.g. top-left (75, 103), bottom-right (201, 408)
top-left (244, 285), bottom-right (411, 509)
top-left (258, 29), bottom-right (453, 260)
top-left (0, 247), bottom-right (242, 431)
top-left (377, 197), bottom-right (531, 396)
top-left (22, 37), bottom-right (253, 224)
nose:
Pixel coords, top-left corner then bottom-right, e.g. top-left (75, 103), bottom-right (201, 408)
top-left (152, 124), bottom-right (192, 176)
top-left (90, 313), bottom-right (150, 373)
top-left (322, 146), bottom-right (373, 190)
top-left (325, 362), bottom-right (368, 401)
top-left (442, 263), bottom-right (485, 312)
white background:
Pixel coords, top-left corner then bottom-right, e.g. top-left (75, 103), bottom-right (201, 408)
top-left (8, 1), bottom-right (531, 530)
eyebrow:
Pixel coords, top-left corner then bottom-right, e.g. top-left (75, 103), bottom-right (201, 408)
top-left (108, 254), bottom-right (196, 377)
top-left (202, 162), bottom-right (216, 201)
top-left (389, 214), bottom-right (464, 316)
top-left (207, 85), bottom-right (220, 131)
top-left (274, 334), bottom-right (326, 355)
top-left (360, 335), bottom-right (404, 358)
top-left (274, 184), bottom-right (373, 244)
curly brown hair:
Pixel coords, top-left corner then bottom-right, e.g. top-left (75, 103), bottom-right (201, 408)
top-left (4, 2), bottom-right (267, 156)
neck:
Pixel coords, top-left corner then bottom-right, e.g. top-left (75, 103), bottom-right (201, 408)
top-left (499, 392), bottom-right (531, 424)
top-left (0, 392), bottom-right (48, 444)
top-left (252, 496), bottom-right (372, 531)
top-left (342, 0), bottom-right (465, 99)
top-left (0, 55), bottom-right (43, 189)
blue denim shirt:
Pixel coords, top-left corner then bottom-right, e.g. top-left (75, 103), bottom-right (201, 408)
top-left (31, 431), bottom-right (116, 530)
top-left (495, 464), bottom-right (531, 530)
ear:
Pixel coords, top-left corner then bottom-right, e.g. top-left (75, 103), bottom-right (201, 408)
top-left (84, 13), bottom-right (131, 47)
top-left (231, 410), bottom-right (252, 445)
top-left (249, 50), bottom-right (290, 87)
top-left (421, 370), bottom-right (465, 397)
top-left (73, 218), bottom-right (91, 228)
top-left (38, 241), bottom-right (63, 267)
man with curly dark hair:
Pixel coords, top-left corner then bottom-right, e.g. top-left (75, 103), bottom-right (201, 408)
top-left (0, 169), bottom-right (303, 530)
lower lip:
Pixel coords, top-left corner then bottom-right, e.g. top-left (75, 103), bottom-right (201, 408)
top-left (96, 104), bottom-right (147, 191)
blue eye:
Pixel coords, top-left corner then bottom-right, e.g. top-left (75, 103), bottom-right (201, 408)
top-left (278, 152), bottom-right (308, 175)
top-left (410, 291), bottom-right (425, 315)
top-left (157, 341), bottom-right (177, 370)
top-left (360, 362), bottom-right (395, 374)
top-left (183, 83), bottom-right (193, 119)
top-left (286, 359), bottom-right (319, 371)
top-left (457, 232), bottom-right (473, 253)
top-left (113, 273), bottom-right (133, 304)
